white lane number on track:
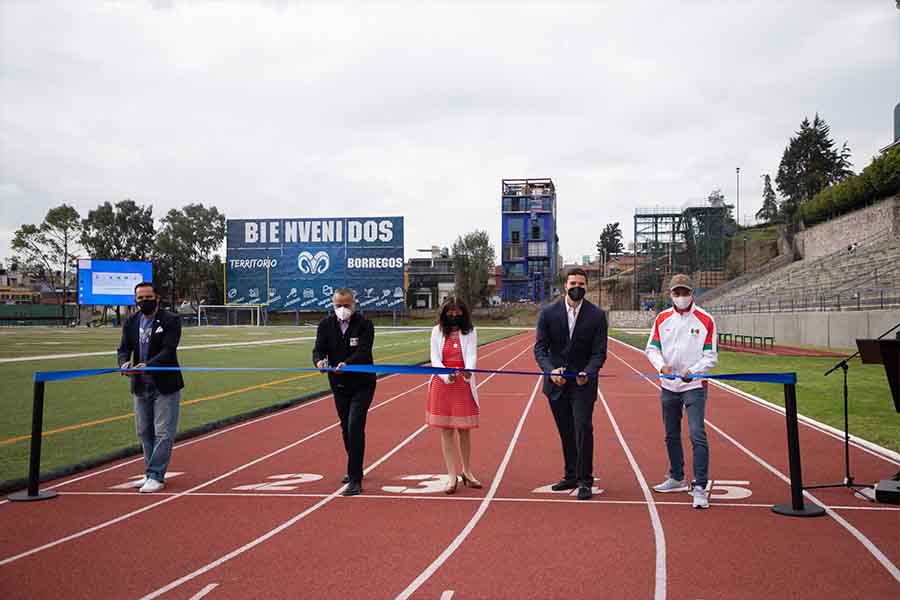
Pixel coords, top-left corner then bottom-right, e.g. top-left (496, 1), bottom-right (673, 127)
top-left (382, 474), bottom-right (453, 494)
top-left (232, 473), bottom-right (323, 491)
top-left (704, 480), bottom-right (752, 500)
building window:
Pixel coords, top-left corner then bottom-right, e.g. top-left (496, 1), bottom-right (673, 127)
top-left (506, 263), bottom-right (525, 276)
top-left (511, 198), bottom-right (521, 211)
top-left (528, 242), bottom-right (548, 257)
top-left (504, 244), bottom-right (524, 260)
top-left (511, 231), bottom-right (520, 244)
top-left (531, 223), bottom-right (542, 239)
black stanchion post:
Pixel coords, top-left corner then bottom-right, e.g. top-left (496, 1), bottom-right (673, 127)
top-left (772, 383), bottom-right (824, 517)
top-left (7, 381), bottom-right (58, 502)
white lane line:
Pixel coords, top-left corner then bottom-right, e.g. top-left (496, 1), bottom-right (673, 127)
top-left (55, 490), bottom-right (896, 512)
top-left (440, 592), bottom-right (455, 599)
top-left (0, 334), bottom-right (526, 507)
top-left (189, 583), bottom-right (219, 599)
top-left (0, 380), bottom-right (431, 567)
top-left (0, 329), bottom-right (421, 364)
top-left (395, 376), bottom-right (542, 600)
top-left (706, 419), bottom-right (900, 583)
top-left (607, 337), bottom-right (900, 466)
top-left (599, 390), bottom-right (667, 600)
top-left (138, 343), bottom-right (536, 599)
top-left (608, 347), bottom-right (900, 585)
top-left (139, 425), bottom-right (431, 600)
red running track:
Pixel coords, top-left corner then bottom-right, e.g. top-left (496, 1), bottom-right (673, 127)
top-left (0, 332), bottom-right (897, 599)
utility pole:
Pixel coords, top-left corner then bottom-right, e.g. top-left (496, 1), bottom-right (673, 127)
top-left (736, 167), bottom-right (741, 227)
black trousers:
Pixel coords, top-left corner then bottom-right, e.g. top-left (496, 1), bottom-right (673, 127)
top-left (547, 382), bottom-right (597, 486)
top-left (333, 382), bottom-right (376, 483)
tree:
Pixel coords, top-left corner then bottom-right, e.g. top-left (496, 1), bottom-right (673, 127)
top-left (451, 230), bottom-right (496, 309)
top-left (776, 114), bottom-right (853, 223)
top-left (154, 204), bottom-right (226, 307)
top-left (81, 199), bottom-right (155, 261)
top-left (10, 204), bottom-right (82, 315)
top-left (756, 174), bottom-right (779, 223)
top-left (596, 222), bottom-right (624, 258)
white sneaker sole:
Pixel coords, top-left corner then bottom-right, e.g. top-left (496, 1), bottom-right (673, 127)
top-left (653, 485), bottom-right (689, 493)
top-left (693, 502), bottom-right (710, 509)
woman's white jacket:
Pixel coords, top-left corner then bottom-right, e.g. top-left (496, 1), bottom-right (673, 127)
top-left (429, 325), bottom-right (479, 406)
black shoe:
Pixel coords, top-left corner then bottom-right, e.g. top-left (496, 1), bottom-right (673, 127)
top-left (550, 479), bottom-right (578, 491)
top-left (577, 485), bottom-right (593, 501)
top-left (342, 481), bottom-right (362, 496)
top-left (342, 475), bottom-right (350, 484)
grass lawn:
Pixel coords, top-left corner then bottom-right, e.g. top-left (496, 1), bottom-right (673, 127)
top-left (609, 329), bottom-right (899, 454)
top-left (0, 325), bottom-right (525, 486)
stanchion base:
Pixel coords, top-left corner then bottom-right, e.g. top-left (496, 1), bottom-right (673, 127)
top-left (772, 503), bottom-right (825, 517)
top-left (7, 489), bottom-right (58, 502)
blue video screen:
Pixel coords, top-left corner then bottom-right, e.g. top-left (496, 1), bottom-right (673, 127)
top-left (77, 259), bottom-right (153, 306)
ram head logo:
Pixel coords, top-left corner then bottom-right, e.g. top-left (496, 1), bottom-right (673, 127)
top-left (297, 251), bottom-right (330, 275)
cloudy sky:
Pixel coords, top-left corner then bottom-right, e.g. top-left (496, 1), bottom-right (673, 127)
top-left (1, 1), bottom-right (898, 266)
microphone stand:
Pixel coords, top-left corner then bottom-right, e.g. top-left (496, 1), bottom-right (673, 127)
top-left (807, 320), bottom-right (900, 500)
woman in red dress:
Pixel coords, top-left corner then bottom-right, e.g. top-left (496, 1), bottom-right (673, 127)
top-left (427, 297), bottom-right (482, 494)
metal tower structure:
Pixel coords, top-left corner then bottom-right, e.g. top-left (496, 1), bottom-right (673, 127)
top-left (632, 204), bottom-right (729, 309)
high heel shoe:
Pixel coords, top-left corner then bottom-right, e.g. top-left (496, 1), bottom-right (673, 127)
top-left (444, 475), bottom-right (460, 494)
top-left (460, 473), bottom-right (483, 489)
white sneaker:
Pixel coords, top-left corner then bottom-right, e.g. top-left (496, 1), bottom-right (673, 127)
top-left (653, 478), bottom-right (689, 493)
top-left (130, 476), bottom-right (148, 489)
top-left (691, 485), bottom-right (709, 509)
top-left (139, 479), bottom-right (165, 493)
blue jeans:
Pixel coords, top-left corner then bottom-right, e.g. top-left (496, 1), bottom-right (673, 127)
top-left (660, 387), bottom-right (708, 488)
top-left (133, 384), bottom-right (181, 483)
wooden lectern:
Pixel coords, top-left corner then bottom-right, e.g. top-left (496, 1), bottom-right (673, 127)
top-left (856, 339), bottom-right (900, 413)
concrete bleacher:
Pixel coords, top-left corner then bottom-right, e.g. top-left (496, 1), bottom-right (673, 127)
top-left (704, 235), bottom-right (900, 312)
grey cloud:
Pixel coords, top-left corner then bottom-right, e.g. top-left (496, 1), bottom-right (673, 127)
top-left (1, 1), bottom-right (897, 267)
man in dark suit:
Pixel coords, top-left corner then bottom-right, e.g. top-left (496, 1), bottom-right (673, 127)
top-left (117, 281), bottom-right (185, 493)
top-left (534, 267), bottom-right (608, 500)
top-left (313, 288), bottom-right (377, 496)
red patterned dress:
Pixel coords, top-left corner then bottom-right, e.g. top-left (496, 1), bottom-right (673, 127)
top-left (426, 331), bottom-right (479, 429)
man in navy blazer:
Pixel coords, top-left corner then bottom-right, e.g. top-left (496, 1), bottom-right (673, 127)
top-left (533, 268), bottom-right (608, 500)
top-left (117, 281), bottom-right (184, 493)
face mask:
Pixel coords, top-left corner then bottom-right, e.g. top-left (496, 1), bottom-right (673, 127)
top-left (567, 287), bottom-right (586, 302)
top-left (673, 296), bottom-right (693, 310)
top-left (446, 315), bottom-right (464, 328)
top-left (334, 306), bottom-right (353, 321)
top-left (138, 299), bottom-right (157, 316)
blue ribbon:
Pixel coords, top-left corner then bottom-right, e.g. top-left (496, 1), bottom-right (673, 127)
top-left (33, 365), bottom-right (796, 385)
top-left (653, 372), bottom-right (797, 385)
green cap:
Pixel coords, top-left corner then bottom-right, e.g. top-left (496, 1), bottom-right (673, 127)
top-left (669, 273), bottom-right (694, 291)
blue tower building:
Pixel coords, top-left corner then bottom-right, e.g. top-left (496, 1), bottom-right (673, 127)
top-left (500, 178), bottom-right (558, 303)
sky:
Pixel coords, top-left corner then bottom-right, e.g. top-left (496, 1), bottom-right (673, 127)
top-left (1, 1), bottom-right (898, 266)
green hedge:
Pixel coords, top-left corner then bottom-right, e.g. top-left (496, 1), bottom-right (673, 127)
top-left (800, 146), bottom-right (900, 225)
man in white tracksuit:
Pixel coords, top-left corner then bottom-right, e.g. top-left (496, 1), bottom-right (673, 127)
top-left (645, 274), bottom-right (718, 509)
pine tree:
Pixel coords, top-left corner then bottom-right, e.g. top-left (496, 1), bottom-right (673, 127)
top-left (756, 174), bottom-right (779, 223)
top-left (776, 114), bottom-right (853, 216)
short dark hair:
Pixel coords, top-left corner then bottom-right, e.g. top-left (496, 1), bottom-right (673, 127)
top-left (438, 296), bottom-right (473, 337)
top-left (134, 281), bottom-right (155, 294)
top-left (333, 287), bottom-right (355, 299)
top-left (564, 267), bottom-right (588, 283)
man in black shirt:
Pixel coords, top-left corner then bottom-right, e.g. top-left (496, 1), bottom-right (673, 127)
top-left (117, 281), bottom-right (185, 493)
top-left (313, 288), bottom-right (376, 496)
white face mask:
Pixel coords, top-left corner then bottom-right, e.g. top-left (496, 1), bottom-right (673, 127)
top-left (672, 296), bottom-right (693, 310)
top-left (334, 306), bottom-right (353, 321)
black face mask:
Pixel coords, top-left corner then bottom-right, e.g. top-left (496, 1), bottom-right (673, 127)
top-left (446, 315), bottom-right (464, 329)
top-left (138, 299), bottom-right (157, 316)
top-left (567, 287), bottom-right (586, 302)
